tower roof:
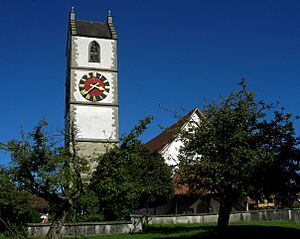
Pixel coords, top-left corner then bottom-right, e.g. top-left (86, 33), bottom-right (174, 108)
top-left (68, 8), bottom-right (117, 39)
top-left (72, 20), bottom-right (113, 39)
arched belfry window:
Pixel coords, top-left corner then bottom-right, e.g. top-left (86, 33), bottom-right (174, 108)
top-left (89, 41), bottom-right (100, 63)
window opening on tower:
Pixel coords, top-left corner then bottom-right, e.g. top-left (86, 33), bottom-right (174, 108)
top-left (89, 41), bottom-right (100, 63)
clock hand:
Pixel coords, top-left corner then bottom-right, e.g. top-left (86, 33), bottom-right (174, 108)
top-left (91, 85), bottom-right (106, 91)
top-left (89, 82), bottom-right (100, 88)
top-left (83, 83), bottom-right (100, 95)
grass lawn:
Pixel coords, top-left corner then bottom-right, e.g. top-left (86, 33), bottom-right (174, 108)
top-left (62, 220), bottom-right (300, 239)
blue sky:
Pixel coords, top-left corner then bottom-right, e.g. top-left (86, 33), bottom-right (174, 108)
top-left (0, 0), bottom-right (300, 164)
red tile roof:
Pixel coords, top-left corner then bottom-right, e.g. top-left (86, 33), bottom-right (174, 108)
top-left (34, 196), bottom-right (49, 209)
top-left (173, 173), bottom-right (190, 195)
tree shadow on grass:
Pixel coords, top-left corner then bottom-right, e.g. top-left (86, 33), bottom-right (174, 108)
top-left (147, 225), bottom-right (300, 239)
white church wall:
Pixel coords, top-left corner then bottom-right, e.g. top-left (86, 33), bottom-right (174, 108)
top-left (74, 105), bottom-right (117, 140)
top-left (161, 111), bottom-right (201, 167)
top-left (72, 36), bottom-right (116, 70)
top-left (161, 139), bottom-right (183, 166)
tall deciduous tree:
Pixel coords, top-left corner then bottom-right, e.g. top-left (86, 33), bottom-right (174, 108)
top-left (91, 116), bottom-right (173, 221)
top-left (178, 80), bottom-right (300, 231)
top-left (2, 120), bottom-right (88, 239)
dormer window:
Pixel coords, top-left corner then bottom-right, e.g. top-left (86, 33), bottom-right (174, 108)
top-left (89, 41), bottom-right (100, 63)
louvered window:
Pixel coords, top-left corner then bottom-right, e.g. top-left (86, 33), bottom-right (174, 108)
top-left (89, 41), bottom-right (100, 63)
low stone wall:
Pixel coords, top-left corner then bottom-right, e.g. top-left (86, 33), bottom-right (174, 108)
top-left (144, 208), bottom-right (300, 225)
top-left (142, 213), bottom-right (218, 225)
top-left (293, 209), bottom-right (300, 224)
top-left (27, 220), bottom-right (142, 238)
top-left (27, 209), bottom-right (300, 237)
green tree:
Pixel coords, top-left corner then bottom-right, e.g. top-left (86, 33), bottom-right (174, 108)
top-left (91, 116), bottom-right (173, 221)
top-left (251, 110), bottom-right (300, 207)
top-left (0, 166), bottom-right (38, 237)
top-left (63, 190), bottom-right (103, 222)
top-left (178, 80), bottom-right (300, 231)
top-left (1, 121), bottom-right (88, 239)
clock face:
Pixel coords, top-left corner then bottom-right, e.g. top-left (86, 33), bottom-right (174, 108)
top-left (79, 72), bottom-right (110, 102)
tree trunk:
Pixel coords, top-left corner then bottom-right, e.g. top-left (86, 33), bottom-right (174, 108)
top-left (217, 196), bottom-right (233, 232)
top-left (46, 206), bottom-right (69, 239)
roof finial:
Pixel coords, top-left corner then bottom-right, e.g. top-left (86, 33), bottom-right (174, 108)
top-left (107, 10), bottom-right (113, 24)
top-left (69, 6), bottom-right (75, 21)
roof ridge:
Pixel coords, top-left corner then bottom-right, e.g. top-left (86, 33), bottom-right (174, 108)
top-left (144, 107), bottom-right (201, 152)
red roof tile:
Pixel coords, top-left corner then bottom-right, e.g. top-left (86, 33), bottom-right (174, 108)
top-left (34, 196), bottom-right (49, 209)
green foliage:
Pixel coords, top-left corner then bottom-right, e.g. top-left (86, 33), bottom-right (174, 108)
top-left (91, 116), bottom-right (173, 221)
top-left (64, 191), bottom-right (104, 222)
top-left (1, 222), bottom-right (28, 239)
top-left (0, 166), bottom-right (37, 235)
top-left (179, 80), bottom-right (300, 229)
top-left (4, 120), bottom-right (87, 201)
top-left (6, 121), bottom-right (60, 194)
top-left (1, 120), bottom-right (88, 238)
top-left (251, 111), bottom-right (300, 207)
top-left (180, 81), bottom-right (266, 196)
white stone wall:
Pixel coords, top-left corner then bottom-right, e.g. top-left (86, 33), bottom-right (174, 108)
top-left (67, 34), bottom-right (118, 144)
top-left (72, 36), bottom-right (116, 70)
top-left (146, 209), bottom-right (300, 225)
top-left (75, 105), bottom-right (117, 140)
top-left (27, 221), bottom-right (141, 237)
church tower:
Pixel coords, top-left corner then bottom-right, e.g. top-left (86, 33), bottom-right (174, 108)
top-left (65, 8), bottom-right (118, 161)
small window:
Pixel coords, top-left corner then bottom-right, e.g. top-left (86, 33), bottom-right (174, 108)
top-left (89, 41), bottom-right (100, 63)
